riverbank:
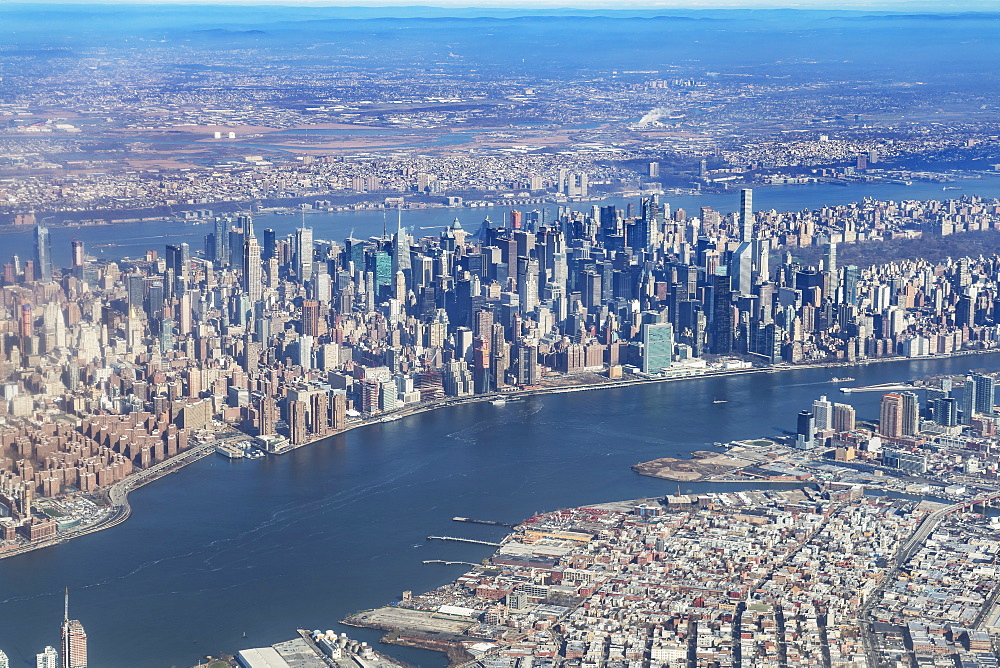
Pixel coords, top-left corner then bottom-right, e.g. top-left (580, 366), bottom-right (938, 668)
top-left (302, 345), bottom-right (998, 449)
top-left (340, 488), bottom-right (996, 668)
top-left (0, 434), bottom-right (234, 561)
top-left (3, 347), bottom-right (996, 564)
top-left (7, 350), bottom-right (1000, 665)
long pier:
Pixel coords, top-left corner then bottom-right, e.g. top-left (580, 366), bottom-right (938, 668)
top-left (452, 516), bottom-right (517, 527)
top-left (839, 382), bottom-right (914, 394)
top-left (422, 560), bottom-right (481, 566)
top-left (427, 536), bottom-right (502, 546)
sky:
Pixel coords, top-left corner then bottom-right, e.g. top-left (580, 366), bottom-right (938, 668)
top-left (4, 0), bottom-right (1000, 8)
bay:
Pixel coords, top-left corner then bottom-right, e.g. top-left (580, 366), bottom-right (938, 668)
top-left (0, 353), bottom-right (997, 666)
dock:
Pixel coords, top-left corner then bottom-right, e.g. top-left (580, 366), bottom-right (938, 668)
top-left (452, 516), bottom-right (517, 527)
top-left (427, 535), bottom-right (502, 546)
top-left (840, 382), bottom-right (914, 394)
top-left (422, 560), bottom-right (480, 566)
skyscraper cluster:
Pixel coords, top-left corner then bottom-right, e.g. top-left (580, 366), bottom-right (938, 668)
top-left (2, 190), bottom-right (1000, 536)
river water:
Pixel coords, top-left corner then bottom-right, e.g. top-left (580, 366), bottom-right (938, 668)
top-left (0, 353), bottom-right (998, 666)
top-left (9, 175), bottom-right (1000, 269)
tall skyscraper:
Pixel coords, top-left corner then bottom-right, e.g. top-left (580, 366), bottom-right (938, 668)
top-left (242, 215), bottom-right (263, 302)
top-left (641, 322), bottom-right (673, 374)
top-left (213, 216), bottom-right (230, 265)
top-left (34, 224), bottom-right (52, 282)
top-left (164, 243), bottom-right (190, 282)
top-left (61, 588), bottom-right (87, 668)
top-left (962, 373), bottom-right (995, 423)
top-left (296, 222), bottom-right (314, 283)
top-left (900, 391), bottom-right (920, 437)
top-left (262, 227), bottom-right (276, 261)
top-left (795, 410), bottom-right (815, 449)
top-left (974, 373), bottom-right (996, 415)
top-left (739, 188), bottom-right (753, 242)
top-left (711, 269), bottom-right (734, 354)
top-left (301, 299), bottom-right (320, 337)
top-left (812, 396), bottom-right (832, 431)
top-left (832, 402), bottom-right (856, 432)
top-left (70, 240), bottom-right (84, 274)
top-left (392, 209), bottom-right (411, 285)
top-left (0, 648), bottom-right (9, 668)
top-left (879, 394), bottom-right (904, 438)
top-left (731, 242), bottom-right (754, 296)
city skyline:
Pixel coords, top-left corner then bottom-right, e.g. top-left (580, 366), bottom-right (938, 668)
top-left (5, 1), bottom-right (1000, 665)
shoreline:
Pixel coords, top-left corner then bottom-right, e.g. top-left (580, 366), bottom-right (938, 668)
top-left (340, 490), bottom-right (988, 667)
top-left (2, 347), bottom-right (997, 562)
top-left (303, 345), bottom-right (997, 448)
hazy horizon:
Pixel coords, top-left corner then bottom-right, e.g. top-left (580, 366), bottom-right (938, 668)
top-left (3, 0), bottom-right (1000, 11)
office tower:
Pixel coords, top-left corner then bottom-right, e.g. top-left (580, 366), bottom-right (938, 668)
top-left (262, 227), bottom-right (276, 261)
top-left (731, 242), bottom-right (754, 296)
top-left (0, 649), bottom-right (8, 668)
top-left (961, 375), bottom-right (976, 424)
top-left (213, 217), bottom-right (230, 265)
top-left (392, 209), bottom-right (411, 284)
top-left (165, 243), bottom-right (189, 281)
top-left (754, 236), bottom-right (770, 286)
top-left (34, 224), bottom-right (52, 282)
top-left (822, 241), bottom-right (837, 276)
top-left (832, 402), bottom-right (856, 432)
top-left (812, 396), bottom-right (832, 431)
top-left (301, 300), bottom-right (320, 337)
top-left (242, 216), bottom-right (263, 302)
top-left (36, 647), bottom-right (58, 668)
top-left (795, 410), bottom-right (815, 449)
top-left (823, 242), bottom-right (837, 297)
top-left (711, 270), bottom-right (733, 354)
top-left (517, 257), bottom-right (539, 313)
top-left (739, 188), bottom-right (753, 242)
top-left (295, 224), bottom-right (314, 282)
top-left (641, 322), bottom-right (673, 374)
top-left (298, 335), bottom-right (313, 370)
top-left (61, 589), bottom-right (87, 668)
top-left (879, 394), bottom-right (904, 438)
top-left (842, 265), bottom-right (859, 306)
top-left (70, 240), bottom-right (84, 273)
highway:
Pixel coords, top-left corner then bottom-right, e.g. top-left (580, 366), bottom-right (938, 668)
top-left (0, 434), bottom-right (234, 560)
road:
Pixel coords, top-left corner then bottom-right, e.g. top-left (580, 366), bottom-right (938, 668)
top-left (858, 494), bottom-right (1000, 666)
top-left (0, 434), bottom-right (234, 560)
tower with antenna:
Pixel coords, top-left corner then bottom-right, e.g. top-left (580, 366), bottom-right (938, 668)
top-left (60, 588), bottom-right (88, 668)
top-left (295, 212), bottom-right (314, 284)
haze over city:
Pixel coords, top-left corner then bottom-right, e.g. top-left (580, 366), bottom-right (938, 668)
top-left (4, 2), bottom-right (1000, 668)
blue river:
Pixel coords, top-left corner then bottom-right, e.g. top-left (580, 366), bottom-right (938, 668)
top-left (0, 353), bottom-right (998, 666)
top-left (8, 175), bottom-right (1000, 269)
